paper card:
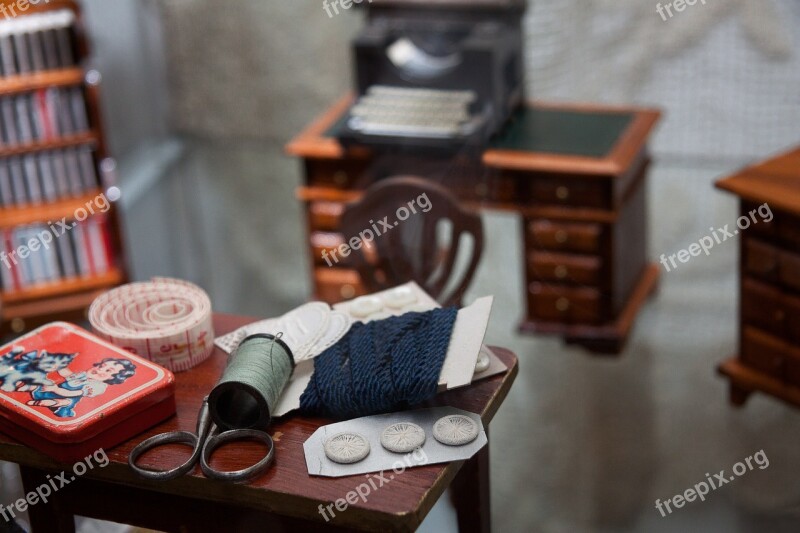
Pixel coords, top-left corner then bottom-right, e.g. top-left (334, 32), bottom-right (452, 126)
top-left (220, 282), bottom-right (500, 417)
top-left (303, 407), bottom-right (486, 478)
top-left (272, 359), bottom-right (314, 417)
top-left (271, 291), bottom-right (496, 417)
top-left (333, 282), bottom-right (494, 389)
top-left (214, 303), bottom-right (352, 361)
top-left (440, 295), bottom-right (493, 390)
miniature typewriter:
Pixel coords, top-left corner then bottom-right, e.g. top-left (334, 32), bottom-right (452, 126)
top-left (338, 0), bottom-right (528, 152)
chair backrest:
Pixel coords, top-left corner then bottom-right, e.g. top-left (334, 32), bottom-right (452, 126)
top-left (339, 176), bottom-right (484, 307)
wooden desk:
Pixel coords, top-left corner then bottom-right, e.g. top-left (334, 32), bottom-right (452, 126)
top-left (716, 147), bottom-right (800, 408)
top-left (286, 96), bottom-right (661, 354)
top-left (0, 314), bottom-right (518, 532)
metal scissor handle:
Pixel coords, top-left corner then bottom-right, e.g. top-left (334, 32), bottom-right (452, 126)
top-left (200, 428), bottom-right (275, 482)
top-left (129, 398), bottom-right (275, 483)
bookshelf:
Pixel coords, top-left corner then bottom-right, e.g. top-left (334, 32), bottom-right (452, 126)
top-left (0, 0), bottom-right (127, 335)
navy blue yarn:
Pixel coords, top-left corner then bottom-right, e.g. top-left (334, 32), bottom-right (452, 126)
top-left (299, 307), bottom-right (459, 419)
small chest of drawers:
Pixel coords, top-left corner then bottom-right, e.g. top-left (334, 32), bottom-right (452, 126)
top-left (716, 147), bottom-right (800, 408)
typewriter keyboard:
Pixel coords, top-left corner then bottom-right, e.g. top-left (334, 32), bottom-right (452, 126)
top-left (348, 86), bottom-right (478, 139)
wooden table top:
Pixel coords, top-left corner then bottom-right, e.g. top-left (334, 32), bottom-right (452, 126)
top-left (285, 94), bottom-right (661, 177)
top-left (0, 314), bottom-right (518, 532)
top-left (716, 147), bottom-right (800, 216)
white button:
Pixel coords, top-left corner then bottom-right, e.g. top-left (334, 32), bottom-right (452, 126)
top-left (383, 286), bottom-right (417, 309)
top-left (324, 432), bottom-right (371, 464)
top-left (433, 415), bottom-right (479, 446)
top-left (349, 296), bottom-right (383, 318)
top-left (474, 348), bottom-right (491, 373)
top-left (381, 422), bottom-right (426, 453)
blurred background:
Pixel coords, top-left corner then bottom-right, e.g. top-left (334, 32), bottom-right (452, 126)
top-left (3, 0), bottom-right (800, 531)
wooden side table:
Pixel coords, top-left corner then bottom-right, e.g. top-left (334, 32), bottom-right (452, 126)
top-left (286, 97), bottom-right (661, 354)
top-left (0, 314), bottom-right (518, 532)
top-left (716, 147), bottom-right (800, 408)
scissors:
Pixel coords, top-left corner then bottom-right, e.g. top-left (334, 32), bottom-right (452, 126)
top-left (128, 397), bottom-right (275, 483)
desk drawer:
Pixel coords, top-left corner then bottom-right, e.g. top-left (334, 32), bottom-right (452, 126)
top-left (784, 294), bottom-right (800, 345)
top-left (528, 220), bottom-right (604, 254)
top-left (308, 201), bottom-right (344, 231)
top-left (743, 238), bottom-right (800, 293)
top-left (741, 327), bottom-right (785, 380)
top-left (314, 268), bottom-right (365, 304)
top-left (741, 279), bottom-right (785, 337)
top-left (310, 232), bottom-right (350, 267)
top-left (778, 249), bottom-right (800, 292)
top-left (306, 159), bottom-right (369, 189)
top-left (743, 201), bottom-right (777, 239)
top-left (529, 177), bottom-right (610, 209)
top-left (528, 251), bottom-right (602, 286)
top-left (778, 212), bottom-right (800, 249)
top-left (784, 338), bottom-right (800, 386)
top-left (528, 283), bottom-right (603, 324)
top-left (743, 238), bottom-right (779, 283)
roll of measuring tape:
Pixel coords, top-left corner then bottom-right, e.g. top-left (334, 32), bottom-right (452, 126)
top-left (88, 277), bottom-right (214, 373)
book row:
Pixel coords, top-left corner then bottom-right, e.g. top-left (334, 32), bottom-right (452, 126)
top-left (0, 215), bottom-right (114, 293)
top-left (0, 86), bottom-right (90, 147)
top-left (0, 145), bottom-right (98, 206)
top-left (0, 8), bottom-right (77, 77)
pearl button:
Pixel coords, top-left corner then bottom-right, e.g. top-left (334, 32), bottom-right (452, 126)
top-left (382, 286), bottom-right (417, 309)
top-left (349, 295), bottom-right (383, 317)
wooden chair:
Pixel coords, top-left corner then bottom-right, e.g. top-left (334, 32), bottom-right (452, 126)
top-left (340, 176), bottom-right (484, 306)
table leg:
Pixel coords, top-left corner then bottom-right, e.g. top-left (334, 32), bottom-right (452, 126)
top-left (451, 434), bottom-right (491, 533)
top-left (18, 467), bottom-right (75, 533)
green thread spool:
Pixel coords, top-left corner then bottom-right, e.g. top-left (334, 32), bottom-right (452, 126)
top-left (208, 333), bottom-right (295, 430)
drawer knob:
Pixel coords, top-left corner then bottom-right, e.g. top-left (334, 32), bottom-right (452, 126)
top-left (555, 298), bottom-right (570, 312)
top-left (340, 284), bottom-right (356, 299)
top-left (475, 183), bottom-right (489, 197)
top-left (333, 171), bottom-right (349, 186)
top-left (554, 265), bottom-right (568, 279)
top-left (556, 186), bottom-right (570, 200)
top-left (10, 318), bottom-right (25, 333)
top-left (554, 230), bottom-right (569, 244)
top-left (775, 310), bottom-right (785, 322)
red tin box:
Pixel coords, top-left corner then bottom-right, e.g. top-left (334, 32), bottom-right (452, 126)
top-left (0, 322), bottom-right (175, 462)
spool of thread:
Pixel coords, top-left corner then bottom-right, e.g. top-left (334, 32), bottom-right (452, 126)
top-left (208, 334), bottom-right (294, 431)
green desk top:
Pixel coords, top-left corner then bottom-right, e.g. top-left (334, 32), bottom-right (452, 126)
top-left (326, 105), bottom-right (634, 159)
top-left (490, 107), bottom-right (633, 158)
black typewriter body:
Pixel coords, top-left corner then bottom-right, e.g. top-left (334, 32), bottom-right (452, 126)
top-left (337, 0), bottom-right (528, 153)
